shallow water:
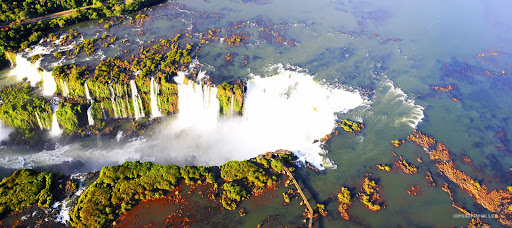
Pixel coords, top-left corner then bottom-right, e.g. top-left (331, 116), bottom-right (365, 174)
top-left (1, 0), bottom-right (511, 227)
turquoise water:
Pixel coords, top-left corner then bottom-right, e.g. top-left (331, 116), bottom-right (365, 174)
top-left (1, 0), bottom-right (511, 226)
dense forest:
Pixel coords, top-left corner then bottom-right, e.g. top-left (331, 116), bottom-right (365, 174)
top-left (0, 0), bottom-right (96, 23)
top-left (0, 82), bottom-right (52, 145)
top-left (68, 153), bottom-right (293, 227)
top-left (0, 0), bottom-right (166, 69)
top-left (0, 169), bottom-right (59, 216)
top-left (0, 152), bottom-right (295, 227)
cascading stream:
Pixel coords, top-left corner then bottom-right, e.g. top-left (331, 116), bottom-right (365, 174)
top-left (50, 98), bottom-right (63, 137)
top-left (130, 80), bottom-right (145, 119)
top-left (35, 112), bottom-right (44, 130)
top-left (109, 84), bottom-right (118, 118)
top-left (84, 80), bottom-right (91, 100)
top-left (150, 77), bottom-right (162, 118)
top-left (87, 106), bottom-right (94, 126)
top-left (9, 53), bottom-right (57, 96)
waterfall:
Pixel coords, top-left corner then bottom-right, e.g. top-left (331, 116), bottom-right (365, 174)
top-left (9, 53), bottom-right (57, 96)
top-left (87, 104), bottom-right (94, 126)
top-left (50, 100), bottom-right (62, 137)
top-left (123, 84), bottom-right (132, 117)
top-left (130, 80), bottom-right (144, 119)
top-left (41, 70), bottom-right (57, 97)
top-left (10, 53), bottom-right (42, 86)
top-left (101, 103), bottom-right (106, 119)
top-left (5, 52), bottom-right (15, 67)
top-left (174, 72), bottom-right (220, 127)
top-left (109, 84), bottom-right (118, 118)
top-left (63, 81), bottom-right (69, 97)
top-left (150, 77), bottom-right (161, 118)
top-left (58, 79), bottom-right (69, 97)
top-left (229, 93), bottom-right (234, 116)
top-left (0, 120), bottom-right (13, 142)
top-left (34, 112), bottom-right (43, 129)
top-left (84, 80), bottom-right (91, 100)
top-left (119, 98), bottom-right (128, 118)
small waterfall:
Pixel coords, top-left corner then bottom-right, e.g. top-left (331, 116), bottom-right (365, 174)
top-left (150, 77), bottom-right (161, 117)
top-left (229, 94), bottom-right (234, 116)
top-left (202, 84), bottom-right (214, 108)
top-left (5, 52), bottom-right (16, 67)
top-left (9, 53), bottom-right (57, 96)
top-left (130, 80), bottom-right (145, 119)
top-left (123, 84), bottom-right (132, 117)
top-left (58, 79), bottom-right (70, 97)
top-left (10, 53), bottom-right (42, 86)
top-left (119, 98), bottom-right (128, 118)
top-left (109, 84), bottom-right (118, 118)
top-left (0, 120), bottom-right (13, 142)
top-left (50, 100), bottom-right (62, 137)
top-left (84, 80), bottom-right (91, 100)
top-left (100, 103), bottom-right (106, 119)
top-left (41, 70), bottom-right (57, 97)
top-left (87, 104), bottom-right (94, 126)
top-left (174, 72), bottom-right (220, 126)
top-left (34, 112), bottom-right (43, 129)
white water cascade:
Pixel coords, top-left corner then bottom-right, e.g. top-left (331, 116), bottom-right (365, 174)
top-left (109, 84), bottom-right (118, 118)
top-left (84, 80), bottom-right (92, 100)
top-left (130, 80), bottom-right (145, 119)
top-left (35, 112), bottom-right (44, 129)
top-left (87, 106), bottom-right (94, 126)
top-left (150, 77), bottom-right (162, 118)
top-left (50, 100), bottom-right (62, 137)
top-left (9, 53), bottom-right (57, 96)
top-left (158, 66), bottom-right (366, 169)
top-left (100, 103), bottom-right (106, 119)
top-left (85, 80), bottom-right (94, 125)
top-left (0, 121), bottom-right (13, 142)
top-left (57, 79), bottom-right (70, 97)
top-left (0, 65), bottom-right (367, 171)
top-left (174, 72), bottom-right (219, 128)
top-left (229, 94), bottom-right (234, 116)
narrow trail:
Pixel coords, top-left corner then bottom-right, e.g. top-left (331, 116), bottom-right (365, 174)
top-left (1, 4), bottom-right (101, 28)
top-left (21, 5), bottom-right (100, 24)
top-left (283, 165), bottom-right (313, 228)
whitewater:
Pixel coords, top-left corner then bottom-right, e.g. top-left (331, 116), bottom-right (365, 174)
top-left (0, 64), bottom-right (367, 171)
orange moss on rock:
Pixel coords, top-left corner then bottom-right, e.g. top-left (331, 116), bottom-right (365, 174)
top-left (452, 97), bottom-right (461, 103)
top-left (425, 171), bottom-right (435, 186)
top-left (223, 32), bottom-right (249, 46)
top-left (313, 129), bottom-right (339, 144)
top-left (337, 187), bottom-right (352, 220)
top-left (451, 203), bottom-right (470, 215)
top-left (359, 176), bottom-right (385, 212)
top-left (376, 164), bottom-right (391, 172)
top-left (466, 218), bottom-right (491, 228)
top-left (432, 84), bottom-right (456, 92)
top-left (395, 157), bottom-right (418, 174)
top-left (405, 130), bottom-right (512, 226)
top-left (390, 139), bottom-right (405, 148)
top-left (476, 51), bottom-right (501, 58)
top-left (407, 185), bottom-right (422, 196)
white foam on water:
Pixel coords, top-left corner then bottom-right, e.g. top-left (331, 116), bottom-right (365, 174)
top-left (9, 53), bottom-right (57, 96)
top-left (50, 100), bottom-right (63, 137)
top-left (10, 54), bottom-right (43, 87)
top-left (150, 64), bottom-right (365, 169)
top-left (376, 78), bottom-right (425, 129)
top-left (0, 145), bottom-right (72, 170)
top-left (0, 65), bottom-right (365, 171)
